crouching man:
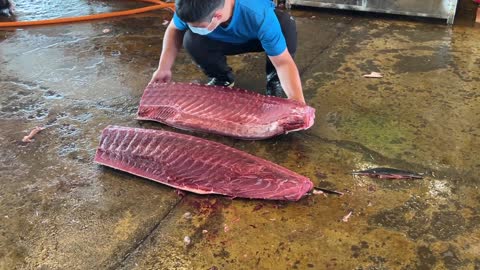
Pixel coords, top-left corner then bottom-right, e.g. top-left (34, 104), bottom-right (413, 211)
top-left (150, 0), bottom-right (306, 104)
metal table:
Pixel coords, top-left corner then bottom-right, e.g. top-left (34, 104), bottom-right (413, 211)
top-left (285, 0), bottom-right (458, 24)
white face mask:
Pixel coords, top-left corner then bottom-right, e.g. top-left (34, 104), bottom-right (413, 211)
top-left (189, 25), bottom-right (214, 35)
top-left (188, 16), bottom-right (219, 35)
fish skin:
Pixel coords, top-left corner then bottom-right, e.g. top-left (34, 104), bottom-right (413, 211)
top-left (352, 167), bottom-right (423, 179)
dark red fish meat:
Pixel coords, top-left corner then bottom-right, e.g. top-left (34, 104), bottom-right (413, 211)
top-left (94, 126), bottom-right (313, 201)
top-left (137, 82), bottom-right (315, 140)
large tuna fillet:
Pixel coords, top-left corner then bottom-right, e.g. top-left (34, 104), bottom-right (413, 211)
top-left (137, 82), bottom-right (315, 140)
top-left (94, 126), bottom-right (313, 201)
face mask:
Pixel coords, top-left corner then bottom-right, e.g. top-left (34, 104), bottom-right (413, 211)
top-left (189, 25), bottom-right (214, 35)
top-left (188, 16), bottom-right (218, 35)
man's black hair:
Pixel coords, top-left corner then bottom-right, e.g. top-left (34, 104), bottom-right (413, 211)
top-left (176, 0), bottom-right (225, 23)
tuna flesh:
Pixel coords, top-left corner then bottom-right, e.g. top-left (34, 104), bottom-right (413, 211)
top-left (137, 82), bottom-right (315, 140)
top-left (94, 125), bottom-right (314, 201)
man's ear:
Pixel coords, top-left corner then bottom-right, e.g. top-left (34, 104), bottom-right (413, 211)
top-left (212, 10), bottom-right (223, 22)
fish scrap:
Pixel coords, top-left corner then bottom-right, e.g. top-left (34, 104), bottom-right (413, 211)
top-left (363, 72), bottom-right (383, 78)
top-left (22, 126), bottom-right (45, 143)
top-left (342, 211), bottom-right (353, 222)
top-left (313, 187), bottom-right (344, 196)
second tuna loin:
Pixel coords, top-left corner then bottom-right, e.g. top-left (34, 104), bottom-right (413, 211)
top-left (94, 126), bottom-right (313, 201)
top-left (137, 82), bottom-right (315, 139)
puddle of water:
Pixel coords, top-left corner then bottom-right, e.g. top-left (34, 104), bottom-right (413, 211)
top-left (3, 0), bottom-right (146, 21)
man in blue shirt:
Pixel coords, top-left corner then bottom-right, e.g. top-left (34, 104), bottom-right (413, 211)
top-left (149, 0), bottom-right (305, 104)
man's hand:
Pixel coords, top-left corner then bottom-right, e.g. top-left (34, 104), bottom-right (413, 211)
top-left (149, 69), bottom-right (172, 84)
top-left (148, 22), bottom-right (185, 85)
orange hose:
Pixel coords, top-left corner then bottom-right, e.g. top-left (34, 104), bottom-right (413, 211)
top-left (0, 0), bottom-right (175, 28)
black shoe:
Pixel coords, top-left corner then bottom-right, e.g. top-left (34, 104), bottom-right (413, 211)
top-left (206, 77), bottom-right (235, 87)
top-left (266, 71), bottom-right (287, 98)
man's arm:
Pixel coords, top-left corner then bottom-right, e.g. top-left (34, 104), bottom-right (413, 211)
top-left (268, 49), bottom-right (306, 104)
top-left (149, 22), bottom-right (185, 84)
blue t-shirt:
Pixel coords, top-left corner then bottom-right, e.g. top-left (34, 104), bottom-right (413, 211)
top-left (173, 0), bottom-right (287, 56)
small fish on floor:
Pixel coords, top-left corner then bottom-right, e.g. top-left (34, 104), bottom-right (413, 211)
top-left (352, 167), bottom-right (423, 179)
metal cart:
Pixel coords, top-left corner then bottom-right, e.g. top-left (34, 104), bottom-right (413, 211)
top-left (284, 0), bottom-right (458, 24)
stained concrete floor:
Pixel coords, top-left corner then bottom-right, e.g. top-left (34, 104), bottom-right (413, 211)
top-left (1, 1), bottom-right (480, 269)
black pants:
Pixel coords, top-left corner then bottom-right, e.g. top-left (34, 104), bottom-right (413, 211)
top-left (183, 9), bottom-right (297, 81)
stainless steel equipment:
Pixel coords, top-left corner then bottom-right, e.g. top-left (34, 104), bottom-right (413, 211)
top-left (285, 0), bottom-right (458, 24)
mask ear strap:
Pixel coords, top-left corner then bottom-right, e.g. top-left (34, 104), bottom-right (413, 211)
top-left (207, 16), bottom-right (218, 30)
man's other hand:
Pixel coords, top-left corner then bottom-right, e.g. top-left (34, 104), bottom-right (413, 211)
top-left (149, 69), bottom-right (172, 84)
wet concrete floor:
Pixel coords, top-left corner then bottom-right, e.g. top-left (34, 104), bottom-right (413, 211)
top-left (1, 1), bottom-right (480, 269)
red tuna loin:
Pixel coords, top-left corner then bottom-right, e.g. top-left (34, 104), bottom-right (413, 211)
top-left (137, 82), bottom-right (315, 140)
top-left (94, 126), bottom-right (313, 201)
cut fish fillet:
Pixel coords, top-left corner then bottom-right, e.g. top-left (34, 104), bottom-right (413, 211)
top-left (94, 126), bottom-right (313, 201)
top-left (137, 82), bottom-right (315, 140)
